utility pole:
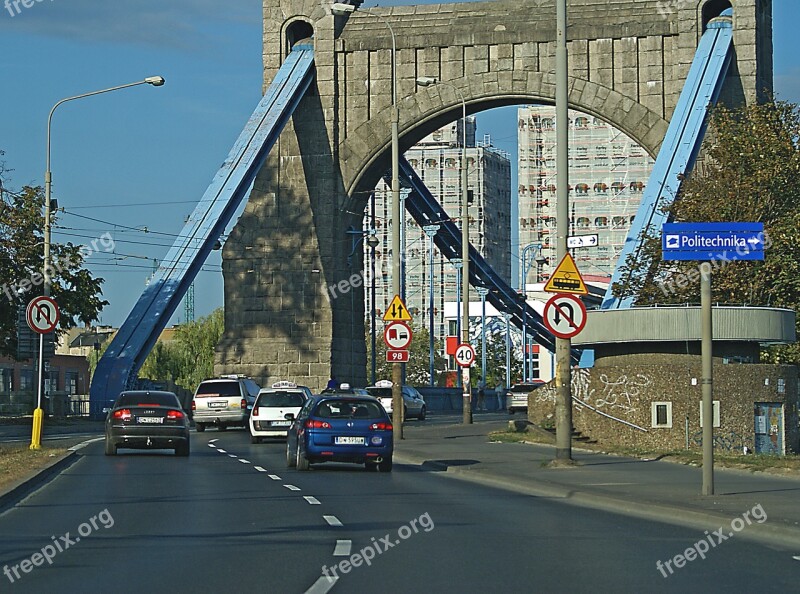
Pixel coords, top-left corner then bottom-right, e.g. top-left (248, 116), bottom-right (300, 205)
top-left (554, 0), bottom-right (573, 461)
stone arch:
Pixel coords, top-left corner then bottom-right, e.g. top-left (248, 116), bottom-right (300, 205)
top-left (281, 17), bottom-right (315, 58)
top-left (340, 73), bottom-right (668, 199)
top-left (702, 0), bottom-right (734, 30)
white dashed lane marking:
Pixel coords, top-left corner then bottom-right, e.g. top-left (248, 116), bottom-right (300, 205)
top-left (304, 496), bottom-right (321, 505)
top-left (268, 474), bottom-right (282, 481)
top-left (228, 454), bottom-right (237, 458)
top-left (217, 449), bottom-right (227, 453)
top-left (284, 484), bottom-right (302, 491)
top-left (323, 515), bottom-right (343, 527)
top-left (254, 466), bottom-right (267, 472)
top-left (305, 575), bottom-right (337, 594)
top-left (239, 459), bottom-right (250, 464)
top-left (333, 540), bottom-right (351, 556)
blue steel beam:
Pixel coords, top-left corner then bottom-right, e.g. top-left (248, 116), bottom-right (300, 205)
top-left (602, 16), bottom-right (733, 309)
top-left (394, 157), bottom-right (562, 356)
top-left (90, 44), bottom-right (316, 412)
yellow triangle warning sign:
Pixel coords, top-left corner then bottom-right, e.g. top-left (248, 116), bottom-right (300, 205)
top-left (543, 253), bottom-right (588, 295)
top-left (383, 294), bottom-right (413, 321)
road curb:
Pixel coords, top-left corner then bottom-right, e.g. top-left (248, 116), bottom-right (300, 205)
top-left (0, 449), bottom-right (80, 512)
top-left (394, 452), bottom-right (800, 550)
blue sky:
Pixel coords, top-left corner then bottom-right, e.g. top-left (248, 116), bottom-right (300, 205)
top-left (1, 1), bottom-right (798, 328)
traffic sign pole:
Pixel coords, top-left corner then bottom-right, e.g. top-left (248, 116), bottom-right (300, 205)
top-left (26, 296), bottom-right (60, 451)
top-left (30, 333), bottom-right (44, 450)
top-left (701, 264), bottom-right (714, 496)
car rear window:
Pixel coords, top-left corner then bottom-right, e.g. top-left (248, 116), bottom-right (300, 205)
top-left (365, 387), bottom-right (392, 398)
top-left (117, 393), bottom-right (179, 407)
top-left (257, 391), bottom-right (306, 407)
top-left (195, 381), bottom-right (241, 397)
top-left (315, 399), bottom-right (385, 419)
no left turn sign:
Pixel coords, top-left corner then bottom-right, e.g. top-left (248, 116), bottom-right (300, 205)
top-left (26, 296), bottom-right (60, 335)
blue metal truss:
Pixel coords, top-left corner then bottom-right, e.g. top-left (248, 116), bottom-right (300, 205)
top-left (89, 44), bottom-right (316, 413)
top-left (601, 16), bottom-right (733, 309)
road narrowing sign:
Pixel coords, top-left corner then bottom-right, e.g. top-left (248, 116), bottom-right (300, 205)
top-left (542, 293), bottom-right (587, 339)
top-left (26, 296), bottom-right (60, 335)
top-left (454, 343), bottom-right (476, 368)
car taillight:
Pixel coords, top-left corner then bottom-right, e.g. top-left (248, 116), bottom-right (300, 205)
top-left (166, 410), bottom-right (184, 420)
top-left (370, 422), bottom-right (393, 431)
top-left (112, 409), bottom-right (132, 421)
top-left (253, 406), bottom-right (259, 417)
top-left (191, 401), bottom-right (196, 411)
top-left (305, 419), bottom-right (331, 429)
top-left (241, 398), bottom-right (247, 409)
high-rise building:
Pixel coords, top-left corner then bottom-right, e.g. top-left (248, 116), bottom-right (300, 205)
top-left (365, 117), bottom-right (512, 354)
top-left (517, 106), bottom-right (655, 286)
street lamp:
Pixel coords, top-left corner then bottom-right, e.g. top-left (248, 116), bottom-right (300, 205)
top-left (520, 242), bottom-right (545, 381)
top-left (476, 286), bottom-right (489, 396)
top-left (331, 3), bottom-right (404, 439)
top-left (451, 257), bottom-right (462, 387)
top-left (346, 224), bottom-right (381, 384)
top-left (422, 224), bottom-right (439, 386)
top-left (32, 76), bottom-right (165, 451)
top-left (415, 75), bottom-right (472, 424)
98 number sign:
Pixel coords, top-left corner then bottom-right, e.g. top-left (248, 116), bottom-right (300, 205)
top-left (454, 343), bottom-right (475, 368)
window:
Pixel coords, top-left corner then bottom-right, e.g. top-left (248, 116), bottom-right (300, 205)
top-left (651, 402), bottom-right (673, 428)
top-left (699, 401), bottom-right (721, 428)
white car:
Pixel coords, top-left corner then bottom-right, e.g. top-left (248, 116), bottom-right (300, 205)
top-left (366, 380), bottom-right (426, 420)
top-left (249, 381), bottom-right (312, 443)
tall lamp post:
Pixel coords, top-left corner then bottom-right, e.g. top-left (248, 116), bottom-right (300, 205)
top-left (520, 242), bottom-right (544, 381)
top-left (422, 224), bottom-right (440, 386)
top-left (451, 258), bottom-right (462, 387)
top-left (476, 286), bottom-right (489, 392)
top-left (415, 76), bottom-right (471, 424)
top-left (32, 75), bottom-right (165, 451)
top-left (332, 3), bottom-right (404, 438)
top-left (346, 225), bottom-right (380, 383)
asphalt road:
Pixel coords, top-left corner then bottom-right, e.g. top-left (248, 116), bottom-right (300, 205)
top-left (0, 428), bottom-right (797, 593)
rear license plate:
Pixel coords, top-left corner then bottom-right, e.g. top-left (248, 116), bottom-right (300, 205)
top-left (271, 421), bottom-right (290, 427)
top-left (335, 436), bottom-right (365, 445)
top-left (208, 401), bottom-right (227, 409)
top-left (138, 417), bottom-right (163, 424)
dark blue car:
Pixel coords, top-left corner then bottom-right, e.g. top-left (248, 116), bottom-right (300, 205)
top-left (285, 394), bottom-right (394, 472)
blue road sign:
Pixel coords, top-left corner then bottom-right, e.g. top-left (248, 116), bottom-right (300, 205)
top-left (662, 222), bottom-right (765, 261)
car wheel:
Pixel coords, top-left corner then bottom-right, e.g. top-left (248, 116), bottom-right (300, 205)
top-left (418, 406), bottom-right (426, 421)
top-left (296, 445), bottom-right (310, 471)
top-left (104, 438), bottom-right (116, 456)
top-left (251, 434), bottom-right (261, 444)
top-left (378, 457), bottom-right (393, 472)
top-left (196, 423), bottom-right (206, 432)
top-left (286, 442), bottom-right (297, 468)
top-left (176, 442), bottom-right (190, 457)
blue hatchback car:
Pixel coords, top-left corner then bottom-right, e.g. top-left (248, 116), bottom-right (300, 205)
top-left (285, 394), bottom-right (394, 472)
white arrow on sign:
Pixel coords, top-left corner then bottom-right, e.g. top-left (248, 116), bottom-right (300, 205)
top-left (567, 234), bottom-right (598, 249)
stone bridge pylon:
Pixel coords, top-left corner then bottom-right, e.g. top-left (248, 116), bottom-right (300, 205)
top-left (214, 0), bottom-right (772, 391)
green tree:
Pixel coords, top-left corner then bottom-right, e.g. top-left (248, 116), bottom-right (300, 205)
top-left (138, 308), bottom-right (224, 391)
top-left (611, 100), bottom-right (800, 363)
top-left (0, 159), bottom-right (108, 358)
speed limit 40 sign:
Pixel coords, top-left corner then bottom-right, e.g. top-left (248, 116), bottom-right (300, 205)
top-left (454, 343), bottom-right (475, 368)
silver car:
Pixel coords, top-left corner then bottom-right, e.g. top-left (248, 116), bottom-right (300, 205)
top-left (366, 380), bottom-right (427, 420)
top-left (191, 375), bottom-right (261, 431)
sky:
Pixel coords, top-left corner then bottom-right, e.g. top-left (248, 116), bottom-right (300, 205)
top-left (1, 0), bottom-right (798, 329)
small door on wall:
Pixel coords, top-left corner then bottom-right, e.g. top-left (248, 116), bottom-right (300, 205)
top-left (754, 403), bottom-right (784, 455)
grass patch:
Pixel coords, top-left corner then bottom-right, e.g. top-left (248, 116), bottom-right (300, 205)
top-left (0, 444), bottom-right (68, 491)
top-left (488, 430), bottom-right (800, 475)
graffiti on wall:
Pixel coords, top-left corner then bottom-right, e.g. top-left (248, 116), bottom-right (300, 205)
top-left (535, 369), bottom-right (652, 417)
top-left (690, 429), bottom-right (749, 453)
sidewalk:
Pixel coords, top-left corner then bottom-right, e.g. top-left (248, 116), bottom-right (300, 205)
top-left (395, 415), bottom-right (800, 549)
